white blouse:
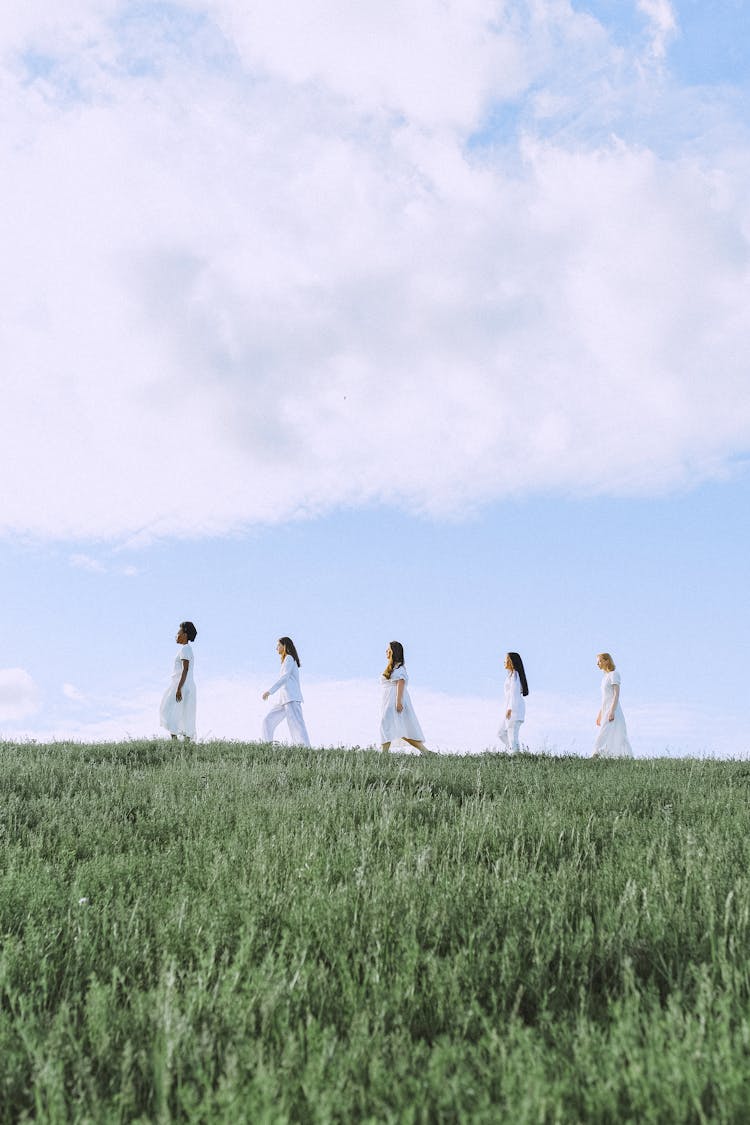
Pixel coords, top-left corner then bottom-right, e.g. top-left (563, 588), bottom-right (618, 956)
top-left (504, 669), bottom-right (525, 722)
top-left (267, 655), bottom-right (304, 704)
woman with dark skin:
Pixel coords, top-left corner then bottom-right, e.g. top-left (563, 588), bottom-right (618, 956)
top-left (159, 621), bottom-right (197, 740)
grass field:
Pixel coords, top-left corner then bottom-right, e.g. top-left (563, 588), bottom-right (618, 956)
top-left (1, 741), bottom-right (750, 1123)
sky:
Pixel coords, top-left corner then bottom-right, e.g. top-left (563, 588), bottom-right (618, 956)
top-left (1, 0), bottom-right (749, 755)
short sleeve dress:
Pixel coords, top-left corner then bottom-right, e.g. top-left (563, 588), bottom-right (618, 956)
top-left (594, 670), bottom-right (633, 758)
top-left (380, 666), bottom-right (425, 744)
top-left (160, 642), bottom-right (196, 739)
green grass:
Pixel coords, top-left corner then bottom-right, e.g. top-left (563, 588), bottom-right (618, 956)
top-left (1, 742), bottom-right (750, 1122)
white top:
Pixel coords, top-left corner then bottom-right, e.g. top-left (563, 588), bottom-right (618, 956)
top-left (172, 643), bottom-right (195, 689)
top-left (504, 669), bottom-right (525, 722)
top-left (267, 655), bottom-right (304, 704)
top-left (600, 670), bottom-right (622, 715)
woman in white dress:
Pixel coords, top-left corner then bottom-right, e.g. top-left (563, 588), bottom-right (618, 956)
top-left (159, 621), bottom-right (197, 740)
top-left (592, 652), bottom-right (633, 758)
top-left (498, 651), bottom-right (528, 752)
top-left (380, 641), bottom-right (435, 755)
top-left (261, 637), bottom-right (311, 747)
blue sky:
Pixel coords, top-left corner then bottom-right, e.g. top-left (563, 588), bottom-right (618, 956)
top-left (1, 1), bottom-right (749, 754)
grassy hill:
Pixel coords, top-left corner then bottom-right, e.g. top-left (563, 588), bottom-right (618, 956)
top-left (1, 741), bottom-right (749, 1122)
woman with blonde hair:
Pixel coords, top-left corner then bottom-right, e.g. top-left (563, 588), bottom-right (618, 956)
top-left (380, 641), bottom-right (436, 755)
top-left (593, 652), bottom-right (633, 758)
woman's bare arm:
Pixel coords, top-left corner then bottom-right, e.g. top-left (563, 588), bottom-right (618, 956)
top-left (176, 659), bottom-right (189, 702)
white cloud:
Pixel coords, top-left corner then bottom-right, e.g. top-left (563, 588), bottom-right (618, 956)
top-left (0, 2), bottom-right (749, 542)
top-left (70, 553), bottom-right (106, 573)
top-left (69, 553), bottom-right (140, 576)
top-left (637, 0), bottom-right (678, 60)
top-left (62, 682), bottom-right (87, 702)
top-left (0, 668), bottom-right (41, 720)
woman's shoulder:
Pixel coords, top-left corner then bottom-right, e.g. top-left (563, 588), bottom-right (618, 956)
top-left (180, 643), bottom-right (193, 658)
top-left (391, 665), bottom-right (407, 680)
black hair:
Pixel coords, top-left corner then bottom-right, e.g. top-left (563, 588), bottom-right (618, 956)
top-left (279, 637), bottom-right (301, 666)
top-left (180, 621), bottom-right (197, 642)
top-left (507, 652), bottom-right (529, 696)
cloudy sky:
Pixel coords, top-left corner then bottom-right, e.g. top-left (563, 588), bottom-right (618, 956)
top-left (1, 0), bottom-right (749, 754)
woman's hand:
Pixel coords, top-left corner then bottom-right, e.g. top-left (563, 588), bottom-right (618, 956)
top-left (176, 689), bottom-right (182, 702)
top-left (595, 711), bottom-right (601, 727)
top-left (262, 691), bottom-right (270, 701)
top-left (506, 708), bottom-right (512, 720)
top-left (396, 702), bottom-right (403, 713)
top-left (608, 710), bottom-right (615, 722)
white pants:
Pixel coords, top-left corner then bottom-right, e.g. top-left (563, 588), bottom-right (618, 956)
top-left (262, 702), bottom-right (311, 747)
top-left (498, 719), bottom-right (523, 752)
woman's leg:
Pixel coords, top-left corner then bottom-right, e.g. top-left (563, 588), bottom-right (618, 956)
top-left (499, 719), bottom-right (521, 751)
top-left (262, 704), bottom-right (288, 743)
top-left (286, 702), bottom-right (311, 747)
top-left (404, 739), bottom-right (437, 756)
top-left (592, 723), bottom-right (609, 758)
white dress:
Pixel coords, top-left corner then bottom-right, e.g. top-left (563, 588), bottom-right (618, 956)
top-left (380, 666), bottom-right (424, 744)
top-left (594, 670), bottom-right (632, 758)
top-left (159, 642), bottom-right (196, 739)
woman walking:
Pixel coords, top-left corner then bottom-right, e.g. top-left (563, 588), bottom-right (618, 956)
top-left (498, 651), bottom-right (529, 752)
top-left (380, 641), bottom-right (435, 755)
top-left (262, 637), bottom-right (311, 747)
top-left (592, 652), bottom-right (633, 758)
top-left (160, 621), bottom-right (197, 740)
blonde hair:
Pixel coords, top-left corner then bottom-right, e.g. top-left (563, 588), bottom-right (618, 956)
top-left (598, 652), bottom-right (616, 672)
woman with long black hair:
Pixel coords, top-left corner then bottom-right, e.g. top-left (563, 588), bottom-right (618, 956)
top-left (498, 651), bottom-right (529, 752)
top-left (261, 636), bottom-right (311, 747)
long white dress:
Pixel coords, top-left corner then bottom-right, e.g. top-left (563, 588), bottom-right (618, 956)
top-left (380, 666), bottom-right (424, 744)
top-left (594, 670), bottom-right (632, 758)
top-left (159, 642), bottom-right (196, 739)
